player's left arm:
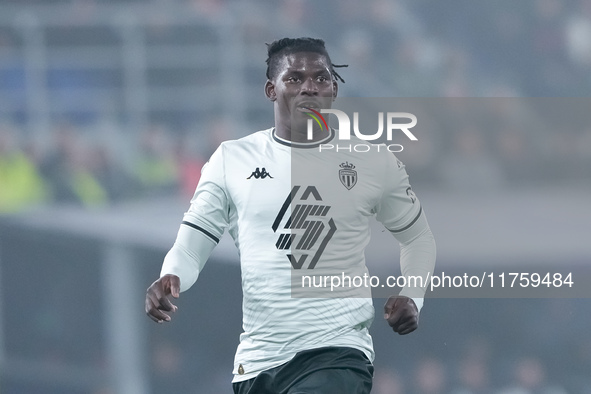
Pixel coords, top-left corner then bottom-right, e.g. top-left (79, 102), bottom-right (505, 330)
top-left (375, 155), bottom-right (436, 335)
top-left (384, 216), bottom-right (435, 334)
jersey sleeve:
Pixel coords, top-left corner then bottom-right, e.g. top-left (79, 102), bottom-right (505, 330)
top-left (375, 153), bottom-right (436, 309)
top-left (160, 144), bottom-right (231, 292)
top-left (160, 225), bottom-right (217, 292)
top-left (182, 143), bottom-right (231, 242)
top-left (374, 153), bottom-right (422, 235)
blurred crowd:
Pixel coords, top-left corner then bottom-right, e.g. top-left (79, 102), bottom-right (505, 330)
top-left (313, 0), bottom-right (591, 98)
top-left (140, 298), bottom-right (591, 394)
top-left (4, 0), bottom-right (591, 101)
top-left (372, 352), bottom-right (574, 394)
top-left (1, 99), bottom-right (590, 213)
top-left (1, 0), bottom-right (590, 213)
top-left (370, 302), bottom-right (591, 394)
top-left (0, 120), bottom-right (223, 212)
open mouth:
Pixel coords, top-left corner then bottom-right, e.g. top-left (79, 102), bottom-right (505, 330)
top-left (296, 102), bottom-right (321, 113)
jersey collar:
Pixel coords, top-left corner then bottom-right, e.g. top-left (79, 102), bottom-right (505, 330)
top-left (272, 127), bottom-right (335, 149)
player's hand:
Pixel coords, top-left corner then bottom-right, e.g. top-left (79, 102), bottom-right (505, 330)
top-left (384, 295), bottom-right (418, 335)
top-left (145, 274), bottom-right (180, 323)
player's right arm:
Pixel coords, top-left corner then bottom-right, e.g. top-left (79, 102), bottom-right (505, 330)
top-left (145, 273), bottom-right (180, 323)
top-left (145, 144), bottom-right (230, 323)
top-left (145, 225), bottom-right (218, 322)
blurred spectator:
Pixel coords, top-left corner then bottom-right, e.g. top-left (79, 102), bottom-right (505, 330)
top-left (490, 99), bottom-right (540, 184)
top-left (276, 0), bottom-right (307, 32)
top-left (440, 45), bottom-right (477, 97)
top-left (87, 142), bottom-right (138, 203)
top-left (204, 116), bottom-right (238, 156)
top-left (339, 29), bottom-right (394, 97)
top-left (0, 123), bottom-right (47, 212)
top-left (411, 356), bottom-right (447, 394)
top-left (188, 0), bottom-right (227, 20)
top-left (372, 366), bottom-right (405, 394)
top-left (439, 125), bottom-right (505, 192)
top-left (151, 340), bottom-right (192, 393)
top-left (498, 357), bottom-right (567, 394)
top-left (40, 122), bottom-right (108, 207)
top-left (450, 358), bottom-right (492, 394)
top-left (369, 0), bottom-right (423, 40)
top-left (385, 35), bottom-right (445, 97)
top-left (175, 130), bottom-right (206, 198)
top-left (566, 333), bottom-right (591, 392)
top-left (565, 0), bottom-right (591, 68)
top-left (133, 124), bottom-right (180, 197)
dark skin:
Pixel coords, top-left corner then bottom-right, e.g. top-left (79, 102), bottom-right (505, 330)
top-left (146, 51), bottom-right (420, 335)
top-left (145, 274), bottom-right (179, 323)
top-left (384, 295), bottom-right (419, 335)
top-left (264, 51), bottom-right (337, 143)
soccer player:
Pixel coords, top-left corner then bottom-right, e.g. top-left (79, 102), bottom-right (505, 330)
top-left (145, 37), bottom-right (436, 394)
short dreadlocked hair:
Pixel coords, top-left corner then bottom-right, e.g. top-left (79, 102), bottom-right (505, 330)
top-left (265, 37), bottom-right (347, 83)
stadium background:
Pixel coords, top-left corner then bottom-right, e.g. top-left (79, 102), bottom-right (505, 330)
top-left (0, 0), bottom-right (590, 393)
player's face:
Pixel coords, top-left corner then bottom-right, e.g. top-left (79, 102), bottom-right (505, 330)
top-left (265, 52), bottom-right (337, 137)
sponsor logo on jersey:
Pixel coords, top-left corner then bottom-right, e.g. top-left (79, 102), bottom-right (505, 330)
top-left (272, 186), bottom-right (336, 270)
top-left (247, 167), bottom-right (273, 179)
top-left (339, 162), bottom-right (357, 190)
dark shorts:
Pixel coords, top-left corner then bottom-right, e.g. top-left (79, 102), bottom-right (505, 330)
top-left (232, 346), bottom-right (374, 394)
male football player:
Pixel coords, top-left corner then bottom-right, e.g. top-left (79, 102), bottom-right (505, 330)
top-left (146, 37), bottom-right (436, 394)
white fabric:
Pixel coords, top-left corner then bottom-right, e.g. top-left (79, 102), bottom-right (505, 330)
top-left (160, 128), bottom-right (435, 382)
top-left (160, 225), bottom-right (217, 292)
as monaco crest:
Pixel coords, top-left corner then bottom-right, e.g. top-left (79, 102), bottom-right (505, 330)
top-left (339, 162), bottom-right (357, 190)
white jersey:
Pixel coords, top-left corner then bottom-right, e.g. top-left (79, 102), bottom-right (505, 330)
top-left (177, 127), bottom-right (424, 382)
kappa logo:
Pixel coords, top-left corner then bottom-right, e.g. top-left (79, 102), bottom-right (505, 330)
top-left (339, 162), bottom-right (357, 190)
top-left (247, 167), bottom-right (273, 179)
top-left (272, 185), bottom-right (337, 270)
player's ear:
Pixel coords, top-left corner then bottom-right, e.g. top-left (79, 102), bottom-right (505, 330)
top-left (332, 80), bottom-right (338, 101)
top-left (265, 80), bottom-right (276, 102)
